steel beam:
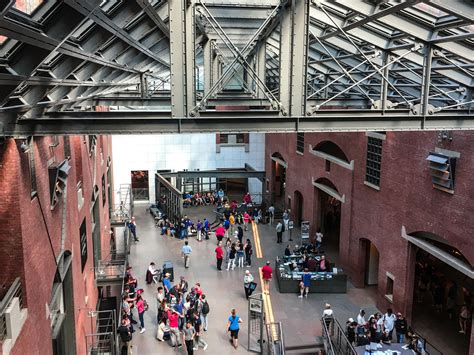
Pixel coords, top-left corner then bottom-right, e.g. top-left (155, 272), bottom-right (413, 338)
top-left (136, 0), bottom-right (170, 38)
top-left (2, 110), bottom-right (473, 135)
top-left (160, 170), bottom-right (266, 180)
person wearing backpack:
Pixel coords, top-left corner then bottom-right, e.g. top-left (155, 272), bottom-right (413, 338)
top-left (200, 294), bottom-right (210, 331)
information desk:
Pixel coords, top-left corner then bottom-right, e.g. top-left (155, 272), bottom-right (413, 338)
top-left (275, 260), bottom-right (347, 293)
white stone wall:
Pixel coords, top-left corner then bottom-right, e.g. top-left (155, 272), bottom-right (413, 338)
top-left (112, 133), bottom-right (265, 202)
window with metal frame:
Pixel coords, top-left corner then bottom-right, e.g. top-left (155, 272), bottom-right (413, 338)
top-left (296, 132), bottom-right (305, 154)
top-left (365, 137), bottom-right (383, 187)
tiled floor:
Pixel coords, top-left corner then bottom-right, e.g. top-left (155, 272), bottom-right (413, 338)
top-left (125, 204), bottom-right (467, 354)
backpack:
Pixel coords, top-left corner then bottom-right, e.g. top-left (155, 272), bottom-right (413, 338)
top-left (202, 300), bottom-right (210, 315)
top-left (144, 299), bottom-right (149, 311)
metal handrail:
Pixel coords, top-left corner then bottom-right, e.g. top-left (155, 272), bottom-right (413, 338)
top-left (0, 278), bottom-right (23, 341)
top-left (322, 317), bottom-right (357, 355)
top-left (321, 317), bottom-right (337, 355)
top-left (412, 329), bottom-right (443, 355)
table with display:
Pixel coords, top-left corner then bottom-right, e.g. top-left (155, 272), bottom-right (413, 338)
top-left (355, 343), bottom-right (414, 354)
top-left (275, 255), bottom-right (347, 293)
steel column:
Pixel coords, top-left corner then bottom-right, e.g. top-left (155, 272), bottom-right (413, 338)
top-left (203, 39), bottom-right (213, 96)
top-left (420, 45), bottom-right (433, 128)
top-left (256, 43), bottom-right (267, 99)
top-left (279, 3), bottom-right (292, 116)
top-left (169, 0), bottom-right (195, 118)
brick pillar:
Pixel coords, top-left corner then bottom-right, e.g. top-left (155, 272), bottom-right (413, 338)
top-left (0, 139), bottom-right (25, 300)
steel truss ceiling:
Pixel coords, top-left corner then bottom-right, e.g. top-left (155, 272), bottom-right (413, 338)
top-left (0, 0), bottom-right (472, 135)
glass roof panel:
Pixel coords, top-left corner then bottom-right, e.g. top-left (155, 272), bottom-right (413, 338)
top-left (13, 0), bottom-right (44, 15)
top-left (413, 3), bottom-right (449, 18)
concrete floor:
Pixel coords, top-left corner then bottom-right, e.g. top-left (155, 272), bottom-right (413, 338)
top-left (125, 204), bottom-right (464, 355)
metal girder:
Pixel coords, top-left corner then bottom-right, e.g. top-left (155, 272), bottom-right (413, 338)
top-left (0, 18), bottom-right (140, 74)
top-left (324, 0), bottom-right (473, 61)
top-left (63, 0), bottom-right (170, 68)
top-left (428, 0), bottom-right (474, 23)
top-left (160, 169), bottom-right (266, 180)
top-left (2, 109), bottom-right (473, 135)
top-left (169, 0), bottom-right (195, 117)
top-left (136, 0), bottom-right (170, 38)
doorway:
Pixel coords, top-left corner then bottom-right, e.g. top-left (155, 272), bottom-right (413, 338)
top-left (360, 239), bottom-right (379, 286)
top-left (294, 190), bottom-right (303, 226)
top-left (314, 180), bottom-right (341, 260)
top-left (410, 237), bottom-right (473, 355)
top-left (271, 153), bottom-right (286, 209)
top-left (131, 170), bottom-right (149, 200)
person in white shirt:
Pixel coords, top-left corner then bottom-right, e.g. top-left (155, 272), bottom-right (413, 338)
top-left (357, 309), bottom-right (367, 336)
top-left (148, 262), bottom-right (159, 283)
top-left (322, 303), bottom-right (334, 328)
top-left (268, 205), bottom-right (275, 224)
top-left (383, 308), bottom-right (397, 340)
top-left (315, 228), bottom-right (323, 253)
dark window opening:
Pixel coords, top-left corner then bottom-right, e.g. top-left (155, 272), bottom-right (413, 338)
top-left (296, 133), bottom-right (305, 154)
top-left (79, 219), bottom-right (87, 272)
top-left (63, 136), bottom-right (71, 160)
top-left (426, 153), bottom-right (456, 194)
top-left (220, 133), bottom-right (246, 144)
top-left (386, 275), bottom-right (394, 303)
top-left (28, 139), bottom-right (37, 197)
top-left (325, 160), bottom-right (331, 172)
top-left (131, 170), bottom-right (149, 200)
top-left (365, 137), bottom-right (383, 187)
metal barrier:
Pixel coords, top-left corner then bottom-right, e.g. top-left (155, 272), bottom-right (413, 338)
top-left (321, 317), bottom-right (357, 355)
top-left (85, 310), bottom-right (117, 354)
top-left (265, 322), bottom-right (285, 355)
top-left (0, 277), bottom-right (23, 341)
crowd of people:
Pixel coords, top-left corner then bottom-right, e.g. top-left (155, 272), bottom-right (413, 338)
top-left (341, 308), bottom-right (430, 353)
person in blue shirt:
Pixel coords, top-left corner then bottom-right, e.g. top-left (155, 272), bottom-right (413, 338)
top-left (227, 309), bottom-right (243, 349)
top-left (181, 241), bottom-right (193, 268)
top-left (127, 217), bottom-right (139, 242)
top-left (223, 218), bottom-right (230, 238)
top-left (163, 273), bottom-right (172, 295)
top-left (204, 218), bottom-right (210, 240)
top-left (299, 268), bottom-right (312, 298)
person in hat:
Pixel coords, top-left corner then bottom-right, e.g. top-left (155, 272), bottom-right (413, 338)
top-left (261, 261), bottom-right (273, 294)
top-left (163, 273), bottom-right (172, 295)
top-left (243, 270), bottom-right (254, 299)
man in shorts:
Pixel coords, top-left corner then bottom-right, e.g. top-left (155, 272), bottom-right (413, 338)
top-left (299, 268), bottom-right (311, 298)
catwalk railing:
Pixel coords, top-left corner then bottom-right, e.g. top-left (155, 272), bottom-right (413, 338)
top-left (85, 310), bottom-right (118, 355)
top-left (0, 278), bottom-right (23, 341)
top-left (321, 317), bottom-right (357, 355)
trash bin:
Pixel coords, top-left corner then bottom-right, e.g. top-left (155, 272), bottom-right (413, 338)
top-left (163, 261), bottom-right (174, 282)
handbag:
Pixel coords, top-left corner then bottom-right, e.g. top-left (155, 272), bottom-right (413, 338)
top-left (249, 282), bottom-right (257, 291)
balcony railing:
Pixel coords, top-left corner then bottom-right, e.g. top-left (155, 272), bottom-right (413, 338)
top-left (0, 278), bottom-right (24, 341)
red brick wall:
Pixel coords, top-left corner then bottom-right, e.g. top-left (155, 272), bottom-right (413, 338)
top-left (0, 135), bottom-right (113, 355)
top-left (266, 131), bottom-right (474, 330)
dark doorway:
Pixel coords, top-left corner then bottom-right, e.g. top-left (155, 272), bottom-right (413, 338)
top-left (294, 190), bottom-right (303, 227)
top-left (314, 180), bottom-right (341, 261)
top-left (271, 153), bottom-right (286, 209)
top-left (360, 239), bottom-right (379, 286)
top-left (131, 170), bottom-right (149, 200)
top-left (411, 242), bottom-right (473, 355)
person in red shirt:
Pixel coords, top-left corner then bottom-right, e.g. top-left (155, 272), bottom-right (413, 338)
top-left (261, 261), bottom-right (273, 294)
top-left (215, 223), bottom-right (225, 244)
top-left (215, 241), bottom-right (224, 271)
top-left (168, 309), bottom-right (182, 347)
top-left (243, 212), bottom-right (251, 231)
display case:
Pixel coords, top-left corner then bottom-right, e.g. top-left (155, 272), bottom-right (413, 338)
top-left (275, 259), bottom-right (347, 293)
